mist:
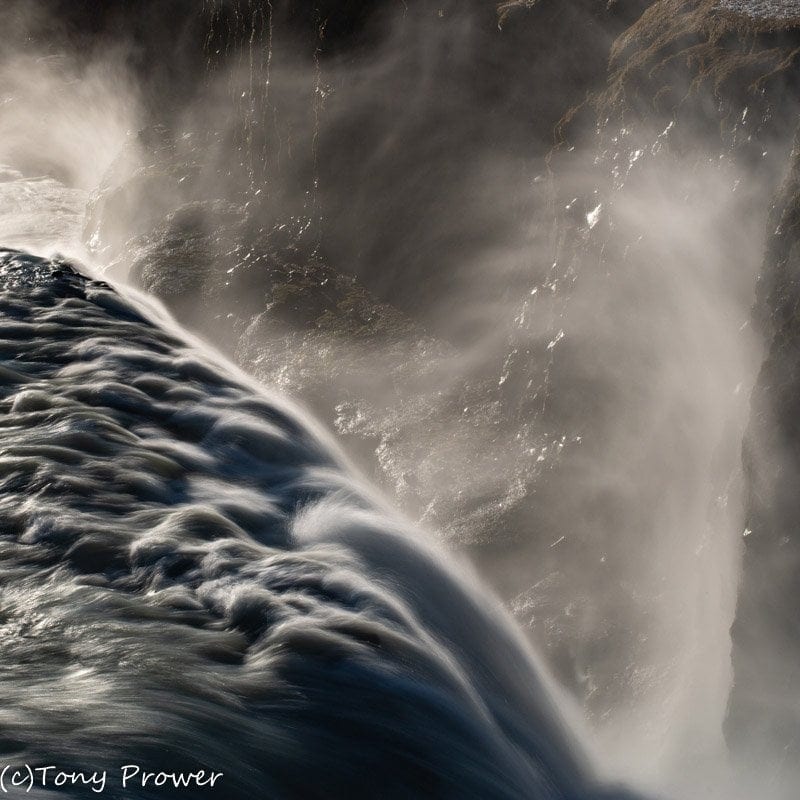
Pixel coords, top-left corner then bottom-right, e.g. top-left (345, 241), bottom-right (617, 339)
top-left (1, 1), bottom-right (799, 798)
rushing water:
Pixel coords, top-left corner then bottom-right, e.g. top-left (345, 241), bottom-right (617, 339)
top-left (3, 1), bottom-right (800, 798)
top-left (0, 247), bottom-right (642, 799)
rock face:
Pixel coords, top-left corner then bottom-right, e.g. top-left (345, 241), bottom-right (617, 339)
top-left (719, 0), bottom-right (800, 18)
top-left (84, 0), bottom-right (659, 561)
top-left (728, 125), bottom-right (800, 793)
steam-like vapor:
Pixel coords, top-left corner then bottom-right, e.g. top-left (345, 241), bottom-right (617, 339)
top-left (1, 0), bottom-right (799, 798)
top-left (0, 32), bottom-right (138, 255)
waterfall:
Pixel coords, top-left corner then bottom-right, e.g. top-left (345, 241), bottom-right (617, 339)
top-left (2, 1), bottom-right (800, 798)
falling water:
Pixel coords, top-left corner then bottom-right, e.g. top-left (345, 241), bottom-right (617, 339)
top-left (1, 1), bottom-right (800, 798)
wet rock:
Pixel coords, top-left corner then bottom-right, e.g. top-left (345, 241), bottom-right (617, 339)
top-left (728, 128), bottom-right (800, 792)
